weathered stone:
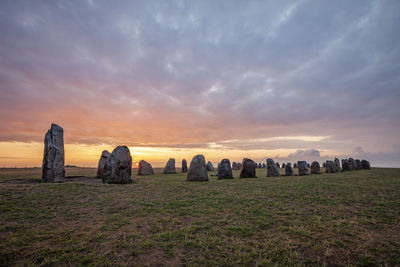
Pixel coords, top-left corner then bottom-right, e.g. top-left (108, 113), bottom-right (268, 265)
top-left (102, 146), bottom-right (132, 184)
top-left (355, 159), bottom-right (362, 170)
top-left (267, 158), bottom-right (280, 177)
top-left (325, 160), bottom-right (336, 173)
top-left (137, 160), bottom-right (153, 175)
top-left (232, 162), bottom-right (239, 170)
top-left (334, 158), bottom-right (340, 169)
top-left (42, 123), bottom-right (65, 182)
top-left (307, 163), bottom-right (311, 168)
top-left (206, 161), bottom-right (214, 171)
top-left (342, 159), bottom-right (351, 171)
top-left (262, 163), bottom-right (266, 168)
top-left (237, 162), bottom-right (242, 169)
top-left (361, 160), bottom-right (370, 170)
top-left (182, 159), bottom-right (188, 173)
top-left (348, 158), bottom-right (357, 170)
top-left (217, 163), bottom-right (221, 171)
top-left (285, 163), bottom-right (294, 176)
top-left (218, 159), bottom-right (233, 179)
top-left (322, 162), bottom-right (326, 168)
top-left (282, 163), bottom-right (286, 169)
top-left (258, 163), bottom-right (262, 168)
top-left (97, 150), bottom-right (111, 178)
top-left (293, 163), bottom-right (298, 168)
top-left (310, 161), bottom-right (321, 174)
top-left (297, 161), bottom-right (309, 175)
top-left (187, 154), bottom-right (209, 181)
top-left (276, 162), bottom-right (280, 169)
top-left (163, 158), bottom-right (176, 174)
top-left (240, 158), bottom-right (257, 178)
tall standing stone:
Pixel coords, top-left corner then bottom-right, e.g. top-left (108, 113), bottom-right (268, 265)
top-left (322, 162), bottom-right (326, 168)
top-left (42, 123), bottom-right (65, 182)
top-left (293, 163), bottom-right (298, 168)
top-left (163, 158), bottom-right (176, 174)
top-left (285, 163), bottom-right (294, 176)
top-left (334, 158), bottom-right (340, 169)
top-left (298, 161), bottom-right (309, 175)
top-left (182, 159), bottom-right (188, 173)
top-left (361, 160), bottom-right (371, 170)
top-left (218, 159), bottom-right (233, 179)
top-left (232, 162), bottom-right (238, 170)
top-left (282, 163), bottom-right (286, 169)
top-left (137, 160), bottom-right (154, 175)
top-left (206, 161), bottom-right (214, 171)
top-left (342, 159), bottom-right (351, 171)
top-left (267, 158), bottom-right (280, 177)
top-left (310, 161), bottom-right (321, 174)
top-left (258, 163), bottom-right (262, 168)
top-left (97, 150), bottom-right (111, 178)
top-left (276, 162), bottom-right (280, 169)
top-left (102, 146), bottom-right (132, 184)
top-left (187, 154), bottom-right (209, 181)
top-left (240, 158), bottom-right (257, 178)
top-left (262, 163), bottom-right (266, 168)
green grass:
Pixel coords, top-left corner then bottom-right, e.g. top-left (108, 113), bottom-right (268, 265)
top-left (1, 167), bottom-right (400, 266)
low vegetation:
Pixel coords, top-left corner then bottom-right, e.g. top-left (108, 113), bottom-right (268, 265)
top-left (1, 167), bottom-right (399, 266)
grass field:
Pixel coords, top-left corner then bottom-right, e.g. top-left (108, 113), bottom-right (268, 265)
top-left (1, 167), bottom-right (399, 266)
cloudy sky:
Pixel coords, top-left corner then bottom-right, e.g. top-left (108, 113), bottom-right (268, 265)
top-left (1, 0), bottom-right (399, 167)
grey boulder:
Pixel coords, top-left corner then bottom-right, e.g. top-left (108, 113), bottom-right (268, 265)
top-left (138, 160), bottom-right (153, 175)
top-left (239, 158), bottom-right (257, 178)
top-left (187, 154), bottom-right (209, 181)
top-left (163, 158), bottom-right (176, 174)
top-left (297, 161), bottom-right (309, 175)
top-left (182, 159), bottom-right (188, 173)
top-left (267, 158), bottom-right (280, 177)
top-left (97, 150), bottom-right (111, 178)
top-left (285, 163), bottom-right (294, 176)
top-left (218, 159), bottom-right (233, 179)
top-left (310, 161), bottom-right (321, 174)
top-left (102, 146), bottom-right (132, 184)
top-left (206, 161), bottom-right (214, 171)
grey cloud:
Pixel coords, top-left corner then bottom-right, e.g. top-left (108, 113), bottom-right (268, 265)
top-left (0, 0), bottom-right (399, 166)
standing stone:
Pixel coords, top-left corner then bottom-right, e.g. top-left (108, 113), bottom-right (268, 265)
top-left (237, 162), bottom-right (242, 169)
top-left (298, 161), bottom-right (309, 175)
top-left (285, 163), bottom-right (294, 176)
top-left (182, 159), bottom-right (188, 173)
top-left (348, 158), bottom-right (357, 170)
top-left (258, 163), bottom-right (262, 168)
top-left (325, 161), bottom-right (336, 173)
top-left (163, 158), bottom-right (176, 174)
top-left (232, 162), bottom-right (238, 170)
top-left (262, 163), bottom-right (266, 168)
top-left (307, 163), bottom-right (311, 168)
top-left (187, 154), bottom-right (209, 181)
top-left (276, 162), bottom-right (280, 169)
top-left (267, 158), bottom-right (280, 177)
top-left (342, 159), bottom-right (351, 171)
top-left (282, 163), bottom-right (286, 169)
top-left (137, 160), bottom-right (153, 175)
top-left (334, 158), bottom-right (340, 169)
top-left (361, 160), bottom-right (371, 170)
top-left (240, 158), bottom-right (257, 178)
top-left (293, 163), bottom-right (298, 168)
top-left (206, 161), bottom-right (214, 171)
top-left (217, 163), bottom-right (221, 171)
top-left (355, 159), bottom-right (362, 170)
top-left (322, 162), bottom-right (326, 168)
top-left (218, 159), bottom-right (233, 179)
top-left (42, 123), bottom-right (65, 182)
top-left (102, 146), bottom-right (132, 184)
top-left (310, 161), bottom-right (321, 174)
top-left (97, 150), bottom-right (111, 178)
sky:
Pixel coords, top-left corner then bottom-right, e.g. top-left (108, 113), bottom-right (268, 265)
top-left (1, 0), bottom-right (400, 167)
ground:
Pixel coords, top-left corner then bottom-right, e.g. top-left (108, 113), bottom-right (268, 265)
top-left (0, 167), bottom-right (399, 266)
